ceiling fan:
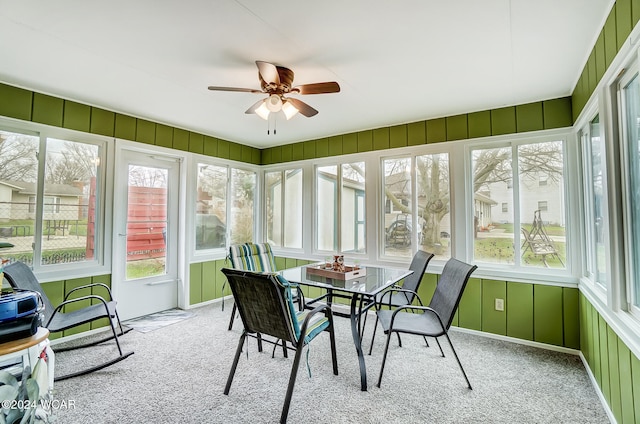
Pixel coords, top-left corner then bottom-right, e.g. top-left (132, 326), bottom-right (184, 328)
top-left (208, 61), bottom-right (340, 120)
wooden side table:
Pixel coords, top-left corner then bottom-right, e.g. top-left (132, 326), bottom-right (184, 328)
top-left (0, 327), bottom-right (54, 390)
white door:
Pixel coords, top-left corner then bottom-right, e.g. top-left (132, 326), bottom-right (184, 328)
top-left (113, 150), bottom-right (180, 320)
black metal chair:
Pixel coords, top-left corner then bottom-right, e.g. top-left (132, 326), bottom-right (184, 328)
top-left (2, 261), bottom-right (133, 381)
top-left (221, 268), bottom-right (338, 424)
top-left (366, 250), bottom-right (435, 354)
top-left (375, 257), bottom-right (477, 389)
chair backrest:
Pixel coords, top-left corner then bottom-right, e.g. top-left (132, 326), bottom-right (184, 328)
top-left (429, 258), bottom-right (477, 330)
top-left (221, 268), bottom-right (299, 343)
top-left (2, 261), bottom-right (55, 324)
top-left (228, 243), bottom-right (277, 272)
top-left (402, 250), bottom-right (435, 298)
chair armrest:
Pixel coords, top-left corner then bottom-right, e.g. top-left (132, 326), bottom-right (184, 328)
top-left (389, 304), bottom-right (446, 330)
top-left (64, 283), bottom-right (114, 301)
top-left (53, 294), bottom-right (111, 315)
top-left (297, 303), bottom-right (333, 338)
top-left (378, 288), bottom-right (425, 307)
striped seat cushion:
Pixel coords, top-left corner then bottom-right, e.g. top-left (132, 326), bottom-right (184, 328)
top-left (276, 275), bottom-right (328, 344)
top-left (229, 243), bottom-right (277, 272)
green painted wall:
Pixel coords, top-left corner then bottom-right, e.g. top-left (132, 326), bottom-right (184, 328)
top-left (0, 83), bottom-right (261, 165)
top-left (260, 97), bottom-right (573, 165)
top-left (580, 293), bottom-right (640, 424)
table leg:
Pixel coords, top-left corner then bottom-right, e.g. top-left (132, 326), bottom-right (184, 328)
top-left (350, 294), bottom-right (367, 391)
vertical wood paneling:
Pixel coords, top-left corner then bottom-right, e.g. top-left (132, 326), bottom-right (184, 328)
top-left (607, 326), bottom-right (622, 422)
top-left (90, 107), bottom-right (115, 137)
top-left (173, 128), bottom-right (189, 151)
top-left (516, 102), bottom-right (543, 132)
top-left (202, 261), bottom-right (217, 302)
top-left (155, 124), bottom-right (173, 149)
top-left (617, 339), bottom-right (636, 424)
top-left (357, 130), bottom-right (373, 151)
top-left (533, 285), bottom-right (563, 345)
top-left (63, 100), bottom-right (91, 132)
top-left (407, 121), bottom-right (425, 146)
top-left (41, 281), bottom-right (64, 340)
top-left (32, 93), bottom-right (63, 127)
top-left (316, 137), bottom-right (329, 157)
top-left (217, 140), bottom-right (230, 159)
top-left (135, 119), bottom-right (156, 145)
top-left (389, 124), bottom-right (407, 148)
top-left (215, 259), bottom-right (228, 298)
top-left (189, 262), bottom-right (203, 305)
top-left (115, 113), bottom-right (137, 140)
top-left (342, 133), bottom-right (358, 154)
top-left (491, 106), bottom-right (516, 135)
top-left (481, 279), bottom-right (506, 335)
top-left (467, 111), bottom-right (491, 139)
top-left (599, 316), bottom-right (611, 402)
top-left (457, 277), bottom-right (482, 331)
top-left (506, 281), bottom-right (533, 341)
top-left (204, 136), bottom-right (218, 157)
top-left (446, 114), bottom-right (468, 141)
top-left (373, 127), bottom-right (390, 151)
top-left (63, 277), bottom-right (93, 335)
top-left (0, 83), bottom-right (32, 120)
top-left (563, 288), bottom-right (580, 349)
top-left (304, 140), bottom-right (316, 159)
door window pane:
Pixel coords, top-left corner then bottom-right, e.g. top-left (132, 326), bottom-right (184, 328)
top-left (195, 164), bottom-right (227, 250)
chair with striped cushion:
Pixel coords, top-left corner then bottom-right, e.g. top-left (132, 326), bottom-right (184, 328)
top-left (221, 268), bottom-right (338, 424)
top-left (226, 243), bottom-right (303, 331)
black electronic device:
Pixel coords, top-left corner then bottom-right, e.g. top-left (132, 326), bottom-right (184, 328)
top-left (0, 288), bottom-right (43, 343)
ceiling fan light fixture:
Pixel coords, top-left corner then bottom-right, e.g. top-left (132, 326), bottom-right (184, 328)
top-left (282, 100), bottom-right (299, 120)
top-left (266, 94), bottom-right (283, 112)
top-left (255, 101), bottom-right (270, 120)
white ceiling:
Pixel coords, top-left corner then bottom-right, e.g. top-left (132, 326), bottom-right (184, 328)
top-left (0, 0), bottom-right (612, 149)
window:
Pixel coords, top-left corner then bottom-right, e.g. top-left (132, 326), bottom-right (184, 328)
top-left (471, 140), bottom-right (566, 268)
top-left (382, 153), bottom-right (451, 260)
top-left (580, 114), bottom-right (607, 288)
top-left (621, 72), bottom-right (640, 310)
top-left (265, 168), bottom-right (303, 248)
top-left (539, 175), bottom-right (548, 186)
top-left (195, 164), bottom-right (227, 250)
top-left (315, 162), bottom-right (366, 254)
top-left (229, 168), bottom-right (256, 245)
top-left (0, 130), bottom-right (104, 268)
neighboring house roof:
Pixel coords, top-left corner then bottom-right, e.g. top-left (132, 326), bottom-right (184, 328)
top-left (474, 192), bottom-right (497, 205)
top-left (0, 180), bottom-right (83, 197)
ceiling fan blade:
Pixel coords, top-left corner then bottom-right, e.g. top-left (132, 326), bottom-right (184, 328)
top-left (292, 81), bottom-right (340, 95)
top-left (208, 86), bottom-right (263, 93)
top-left (256, 61), bottom-right (280, 85)
top-left (286, 98), bottom-right (318, 117)
top-left (244, 99), bottom-right (265, 114)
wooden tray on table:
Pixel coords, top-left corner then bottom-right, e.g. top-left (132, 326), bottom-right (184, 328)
top-left (305, 264), bottom-right (366, 280)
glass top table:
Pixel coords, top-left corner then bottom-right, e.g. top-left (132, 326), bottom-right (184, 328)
top-left (279, 263), bottom-right (412, 391)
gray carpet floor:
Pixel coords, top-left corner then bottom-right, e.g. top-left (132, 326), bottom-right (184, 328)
top-left (50, 302), bottom-right (609, 423)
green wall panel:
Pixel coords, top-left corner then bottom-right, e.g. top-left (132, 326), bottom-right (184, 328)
top-left (617, 339), bottom-right (636, 424)
top-left (563, 287), bottom-right (580, 349)
top-left (155, 124), bottom-right (173, 148)
top-left (261, 148), bottom-right (272, 165)
top-left (274, 256), bottom-right (287, 270)
top-left (516, 102), bottom-right (543, 132)
top-left (491, 106), bottom-right (516, 135)
top-left (217, 140), bottom-right (230, 159)
top-left (426, 118), bottom-right (446, 143)
top-left (632, 352), bottom-right (640, 423)
top-left (373, 127), bottom-right (390, 151)
top-left (446, 114), bottom-right (468, 141)
top-left (290, 142), bottom-right (302, 161)
top-left (607, 326), bottom-right (622, 422)
top-left (0, 83), bottom-right (32, 120)
top-left (416, 273), bottom-right (437, 306)
top-left (115, 113), bottom-right (137, 140)
top-left (281, 143), bottom-right (293, 162)
top-left (271, 146), bottom-right (282, 164)
top-left (328, 135), bottom-right (343, 156)
top-left (251, 147), bottom-right (260, 165)
top-left (135, 119), bottom-right (156, 145)
top-left (635, 0), bottom-right (640, 26)
top-left (544, 97), bottom-right (572, 129)
top-left (457, 277), bottom-right (482, 331)
top-left (467, 111), bottom-right (491, 139)
top-left (358, 130), bottom-right (373, 151)
top-left (407, 121), bottom-right (425, 146)
top-left (189, 132), bottom-right (204, 154)
top-left (63, 101), bottom-right (91, 132)
top-left (617, 0), bottom-right (632, 50)
top-left (598, 316), bottom-right (610, 401)
top-left (591, 306), bottom-right (602, 384)
top-left (173, 128), bottom-right (189, 151)
top-left (304, 140), bottom-right (316, 159)
top-left (316, 137), bottom-right (329, 157)
top-left (604, 6), bottom-right (617, 70)
top-left (90, 107), bottom-right (115, 137)
top-left (481, 279), bottom-right (506, 335)
top-left (533, 284), bottom-right (563, 346)
top-left (229, 142), bottom-right (243, 161)
top-left (241, 145), bottom-right (253, 163)
top-left (202, 260), bottom-right (217, 302)
top-left (587, 49), bottom-right (597, 95)
top-left (215, 259), bottom-right (229, 298)
top-left (204, 136), bottom-right (218, 157)
top-left (189, 262), bottom-right (202, 305)
top-left (506, 281), bottom-right (533, 341)
top-left (32, 93), bottom-right (63, 127)
top-left (343, 133), bottom-right (358, 154)
top-left (389, 124), bottom-right (407, 149)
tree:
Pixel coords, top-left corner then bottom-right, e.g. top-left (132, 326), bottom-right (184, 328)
top-left (0, 134), bottom-right (38, 182)
top-left (46, 142), bottom-right (98, 184)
